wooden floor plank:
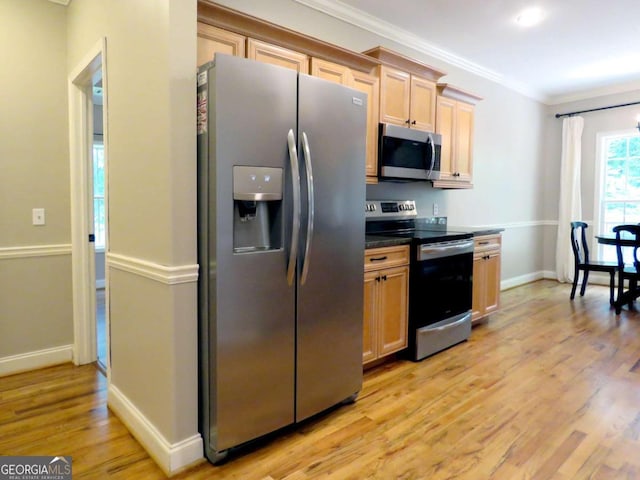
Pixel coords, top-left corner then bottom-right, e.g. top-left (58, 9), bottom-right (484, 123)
top-left (2, 280), bottom-right (640, 478)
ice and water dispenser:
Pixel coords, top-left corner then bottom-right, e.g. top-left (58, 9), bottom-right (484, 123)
top-left (232, 166), bottom-right (283, 253)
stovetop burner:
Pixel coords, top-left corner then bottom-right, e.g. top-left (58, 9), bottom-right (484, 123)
top-left (365, 200), bottom-right (473, 244)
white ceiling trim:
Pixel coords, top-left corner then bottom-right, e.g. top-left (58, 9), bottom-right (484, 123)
top-left (48, 0), bottom-right (71, 5)
top-left (548, 79), bottom-right (640, 106)
top-left (293, 0), bottom-right (546, 102)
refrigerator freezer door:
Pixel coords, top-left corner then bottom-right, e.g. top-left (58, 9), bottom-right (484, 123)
top-left (295, 74), bottom-right (367, 421)
top-left (201, 55), bottom-right (298, 455)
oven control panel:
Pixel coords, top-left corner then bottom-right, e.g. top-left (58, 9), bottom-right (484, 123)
top-left (365, 200), bottom-right (417, 219)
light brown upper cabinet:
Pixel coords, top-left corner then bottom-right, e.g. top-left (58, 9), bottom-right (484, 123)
top-left (197, 23), bottom-right (245, 67)
top-left (433, 84), bottom-right (483, 189)
top-left (363, 47), bottom-right (446, 133)
top-left (377, 66), bottom-right (437, 132)
top-left (310, 57), bottom-right (351, 85)
top-left (310, 58), bottom-right (380, 182)
top-left (247, 38), bottom-right (309, 74)
top-left (351, 71), bottom-right (379, 181)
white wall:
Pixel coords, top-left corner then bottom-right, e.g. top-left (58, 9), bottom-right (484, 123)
top-left (544, 89), bottom-right (640, 271)
top-left (66, 0), bottom-right (199, 473)
top-left (0, 0), bottom-right (73, 369)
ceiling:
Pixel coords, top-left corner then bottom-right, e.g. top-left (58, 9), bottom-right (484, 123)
top-left (296, 0), bottom-right (640, 104)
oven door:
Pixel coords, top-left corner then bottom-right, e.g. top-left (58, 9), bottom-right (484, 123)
top-left (409, 240), bottom-right (474, 329)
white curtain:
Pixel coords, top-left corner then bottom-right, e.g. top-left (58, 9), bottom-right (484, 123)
top-left (556, 116), bottom-right (584, 282)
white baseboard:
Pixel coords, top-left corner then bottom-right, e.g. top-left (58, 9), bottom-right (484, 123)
top-left (500, 270), bottom-right (616, 291)
top-left (501, 271), bottom-right (547, 290)
top-left (0, 345), bottom-right (73, 377)
top-left (108, 384), bottom-right (203, 476)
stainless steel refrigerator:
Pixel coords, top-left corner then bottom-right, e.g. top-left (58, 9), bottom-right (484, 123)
top-left (197, 54), bottom-right (366, 463)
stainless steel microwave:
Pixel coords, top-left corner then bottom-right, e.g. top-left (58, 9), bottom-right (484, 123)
top-left (378, 123), bottom-right (441, 181)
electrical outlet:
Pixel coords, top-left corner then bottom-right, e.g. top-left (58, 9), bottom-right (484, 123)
top-left (32, 208), bottom-right (45, 226)
top-left (433, 203), bottom-right (439, 216)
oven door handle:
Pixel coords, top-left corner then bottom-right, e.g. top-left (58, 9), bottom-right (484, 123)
top-left (418, 239), bottom-right (474, 261)
top-left (419, 313), bottom-right (470, 333)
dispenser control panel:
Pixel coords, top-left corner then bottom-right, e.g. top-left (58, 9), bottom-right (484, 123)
top-left (233, 166), bottom-right (283, 201)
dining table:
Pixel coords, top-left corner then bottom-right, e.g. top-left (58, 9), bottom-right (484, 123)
top-left (596, 232), bottom-right (640, 313)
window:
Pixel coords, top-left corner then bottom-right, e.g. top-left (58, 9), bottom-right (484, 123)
top-left (93, 142), bottom-right (106, 250)
top-left (596, 131), bottom-right (640, 262)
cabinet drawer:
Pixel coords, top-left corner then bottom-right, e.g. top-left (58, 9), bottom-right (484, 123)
top-left (364, 245), bottom-right (410, 271)
top-left (474, 234), bottom-right (501, 256)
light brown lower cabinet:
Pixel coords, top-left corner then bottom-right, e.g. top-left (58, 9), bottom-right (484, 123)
top-left (471, 234), bottom-right (502, 323)
top-left (363, 245), bottom-right (410, 365)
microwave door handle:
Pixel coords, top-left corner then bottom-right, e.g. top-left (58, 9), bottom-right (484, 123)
top-left (286, 129), bottom-right (301, 286)
top-left (300, 131), bottom-right (314, 286)
top-left (427, 133), bottom-right (435, 179)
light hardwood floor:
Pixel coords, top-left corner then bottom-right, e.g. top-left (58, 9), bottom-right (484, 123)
top-left (2, 280), bottom-right (640, 479)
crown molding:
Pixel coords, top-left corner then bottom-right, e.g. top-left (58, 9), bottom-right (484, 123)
top-left (547, 80), bottom-right (640, 106)
top-left (48, 0), bottom-right (71, 5)
top-left (293, 0), bottom-right (547, 102)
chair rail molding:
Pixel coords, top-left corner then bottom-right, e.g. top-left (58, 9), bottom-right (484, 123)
top-left (106, 252), bottom-right (199, 285)
top-left (0, 244), bottom-right (72, 259)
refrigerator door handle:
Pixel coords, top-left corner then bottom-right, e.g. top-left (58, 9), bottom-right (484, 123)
top-left (300, 131), bottom-right (314, 285)
top-left (287, 129), bottom-right (301, 286)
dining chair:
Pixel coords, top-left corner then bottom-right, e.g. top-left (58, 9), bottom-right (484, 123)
top-left (570, 221), bottom-right (618, 304)
top-left (613, 224), bottom-right (640, 314)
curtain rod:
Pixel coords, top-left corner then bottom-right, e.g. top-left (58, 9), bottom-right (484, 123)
top-left (555, 100), bottom-right (640, 118)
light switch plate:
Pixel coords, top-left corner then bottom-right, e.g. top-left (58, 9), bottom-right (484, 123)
top-left (32, 208), bottom-right (45, 226)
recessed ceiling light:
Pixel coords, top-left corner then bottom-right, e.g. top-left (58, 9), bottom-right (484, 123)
top-left (515, 7), bottom-right (545, 27)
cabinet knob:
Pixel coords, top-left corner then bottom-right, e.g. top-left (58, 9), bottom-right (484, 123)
top-left (411, 120), bottom-right (416, 125)
top-left (405, 119), bottom-right (410, 124)
top-left (382, 275), bottom-right (387, 281)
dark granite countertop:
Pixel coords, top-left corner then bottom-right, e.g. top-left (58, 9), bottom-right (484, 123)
top-left (365, 227), bottom-right (504, 249)
top-left (449, 226), bottom-right (505, 237)
top-left (365, 235), bottom-right (412, 249)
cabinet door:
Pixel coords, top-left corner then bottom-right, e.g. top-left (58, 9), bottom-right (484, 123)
top-left (363, 271), bottom-right (379, 364)
top-left (455, 101), bottom-right (475, 183)
top-left (378, 266), bottom-right (409, 356)
top-left (310, 58), bottom-right (350, 85)
top-left (197, 23), bottom-right (246, 66)
top-left (379, 66), bottom-right (410, 127)
top-left (247, 38), bottom-right (309, 74)
top-left (471, 254), bottom-right (485, 322)
top-left (483, 252), bottom-right (501, 316)
top-left (436, 95), bottom-right (455, 180)
top-left (409, 76), bottom-right (436, 132)
top-left (351, 70), bottom-right (380, 180)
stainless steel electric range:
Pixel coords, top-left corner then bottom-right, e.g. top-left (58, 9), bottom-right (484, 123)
top-left (365, 200), bottom-right (474, 361)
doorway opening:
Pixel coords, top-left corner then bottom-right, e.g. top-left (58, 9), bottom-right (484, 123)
top-left (69, 39), bottom-right (109, 375)
top-left (92, 76), bottom-right (107, 370)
